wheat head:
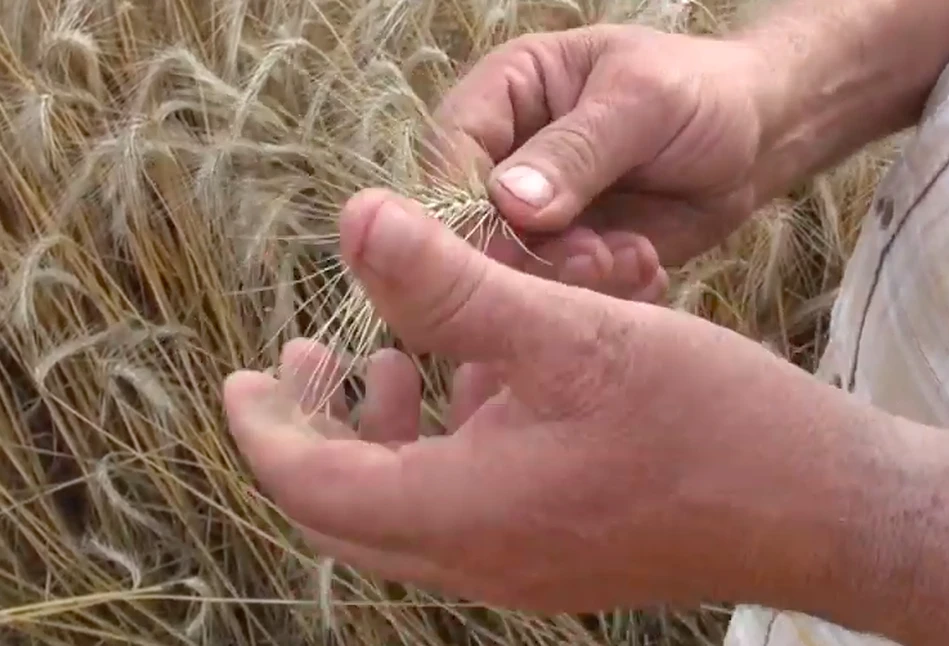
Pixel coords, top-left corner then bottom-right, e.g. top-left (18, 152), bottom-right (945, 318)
top-left (0, 1), bottom-right (896, 645)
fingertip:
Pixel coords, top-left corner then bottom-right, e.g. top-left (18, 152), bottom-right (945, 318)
top-left (340, 189), bottom-right (441, 282)
top-left (602, 231), bottom-right (662, 288)
top-left (654, 267), bottom-right (670, 296)
top-left (278, 337), bottom-right (351, 418)
top-left (367, 346), bottom-right (414, 370)
top-left (631, 235), bottom-right (661, 284)
top-left (278, 336), bottom-right (349, 379)
top-left (342, 188), bottom-right (393, 218)
top-left (558, 254), bottom-right (599, 288)
top-left (488, 168), bottom-right (574, 233)
top-left (222, 369), bottom-right (287, 450)
top-left (279, 337), bottom-right (323, 372)
top-left (524, 228), bottom-right (612, 286)
top-left (495, 165), bottom-right (554, 209)
top-left (557, 229), bottom-right (614, 286)
top-left (360, 348), bottom-right (422, 444)
top-left (223, 370), bottom-right (277, 417)
top-left (223, 371), bottom-right (349, 487)
top-left (660, 265), bottom-right (669, 283)
top-left (339, 188), bottom-right (392, 267)
top-left (364, 348), bottom-right (420, 392)
top-left (632, 267), bottom-right (670, 304)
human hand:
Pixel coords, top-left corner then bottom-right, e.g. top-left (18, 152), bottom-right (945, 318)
top-left (427, 24), bottom-right (772, 269)
top-left (222, 189), bottom-right (881, 614)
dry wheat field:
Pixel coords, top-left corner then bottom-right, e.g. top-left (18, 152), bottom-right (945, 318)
top-left (0, 0), bottom-right (902, 644)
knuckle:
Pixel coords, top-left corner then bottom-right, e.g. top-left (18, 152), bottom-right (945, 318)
top-left (419, 251), bottom-right (489, 340)
top-left (471, 32), bottom-right (549, 85)
top-left (556, 26), bottom-right (602, 74)
top-left (542, 116), bottom-right (600, 178)
top-left (496, 34), bottom-right (553, 98)
top-left (502, 32), bottom-right (549, 57)
top-left (537, 299), bottom-right (634, 414)
top-left (570, 299), bottom-right (625, 360)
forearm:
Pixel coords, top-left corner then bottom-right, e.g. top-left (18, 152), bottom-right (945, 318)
top-left (745, 376), bottom-right (949, 645)
top-left (731, 0), bottom-right (949, 203)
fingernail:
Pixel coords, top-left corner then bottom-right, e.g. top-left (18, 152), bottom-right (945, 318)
top-left (361, 199), bottom-right (416, 274)
top-left (559, 255), bottom-right (598, 287)
top-left (224, 371), bottom-right (290, 433)
top-left (497, 166), bottom-right (554, 208)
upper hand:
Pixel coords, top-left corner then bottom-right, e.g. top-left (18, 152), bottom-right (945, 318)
top-left (222, 189), bottom-right (856, 613)
top-left (427, 24), bottom-right (771, 269)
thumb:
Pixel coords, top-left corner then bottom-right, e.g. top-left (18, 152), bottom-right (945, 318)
top-left (488, 102), bottom-right (647, 231)
top-left (338, 188), bottom-right (594, 365)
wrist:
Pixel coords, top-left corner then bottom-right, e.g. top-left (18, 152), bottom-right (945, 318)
top-left (728, 2), bottom-right (949, 205)
top-left (740, 379), bottom-right (949, 644)
top-left (732, 35), bottom-right (913, 205)
top-left (867, 420), bottom-right (949, 646)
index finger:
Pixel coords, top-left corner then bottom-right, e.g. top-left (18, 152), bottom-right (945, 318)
top-left (223, 368), bottom-right (477, 554)
top-left (425, 32), bottom-right (590, 185)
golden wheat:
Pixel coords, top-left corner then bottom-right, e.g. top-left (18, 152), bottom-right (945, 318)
top-left (0, 0), bottom-right (897, 645)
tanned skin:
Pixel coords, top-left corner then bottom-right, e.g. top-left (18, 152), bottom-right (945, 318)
top-left (222, 3), bottom-right (949, 646)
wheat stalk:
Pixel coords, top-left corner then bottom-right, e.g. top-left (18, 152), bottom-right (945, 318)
top-left (0, 1), bottom-right (896, 645)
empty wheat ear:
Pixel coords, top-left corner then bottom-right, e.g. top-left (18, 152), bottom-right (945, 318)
top-left (0, 0), bottom-right (895, 644)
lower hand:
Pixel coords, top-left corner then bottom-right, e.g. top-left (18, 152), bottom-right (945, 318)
top-left (224, 191), bottom-right (880, 612)
top-left (222, 189), bottom-right (884, 614)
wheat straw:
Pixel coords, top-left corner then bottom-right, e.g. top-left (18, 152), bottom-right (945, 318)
top-left (0, 0), bottom-right (900, 644)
